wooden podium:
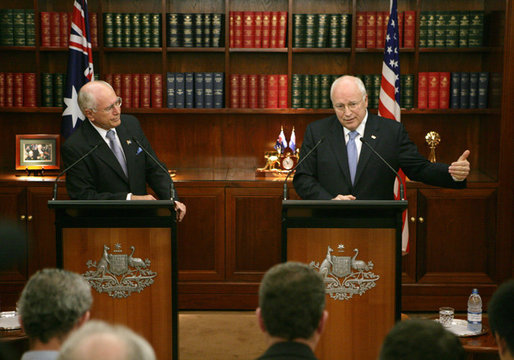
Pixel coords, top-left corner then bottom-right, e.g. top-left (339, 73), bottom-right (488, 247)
top-left (48, 200), bottom-right (177, 360)
top-left (282, 200), bottom-right (407, 360)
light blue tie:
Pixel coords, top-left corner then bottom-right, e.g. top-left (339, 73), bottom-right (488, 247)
top-left (106, 130), bottom-right (128, 177)
top-left (347, 131), bottom-right (359, 185)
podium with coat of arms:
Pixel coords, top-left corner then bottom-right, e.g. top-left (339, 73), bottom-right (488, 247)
top-left (282, 200), bottom-right (407, 360)
top-left (48, 200), bottom-right (178, 360)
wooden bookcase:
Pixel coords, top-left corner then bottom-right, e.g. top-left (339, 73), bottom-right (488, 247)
top-left (0, 0), bottom-right (512, 311)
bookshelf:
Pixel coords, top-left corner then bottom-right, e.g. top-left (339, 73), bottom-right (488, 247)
top-left (0, 0), bottom-right (512, 311)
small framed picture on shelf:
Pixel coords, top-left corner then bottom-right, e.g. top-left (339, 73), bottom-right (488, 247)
top-left (16, 134), bottom-right (61, 171)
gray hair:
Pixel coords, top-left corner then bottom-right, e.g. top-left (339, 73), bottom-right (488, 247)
top-left (58, 320), bottom-right (156, 360)
top-left (18, 268), bottom-right (92, 343)
top-left (77, 80), bottom-right (114, 114)
top-left (330, 75), bottom-right (367, 102)
top-left (259, 261), bottom-right (325, 341)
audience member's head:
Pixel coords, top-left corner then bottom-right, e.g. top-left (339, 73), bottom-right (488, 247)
top-left (488, 279), bottom-right (514, 360)
top-left (57, 320), bottom-right (156, 360)
top-left (379, 319), bottom-right (466, 360)
top-left (257, 261), bottom-right (328, 350)
top-left (18, 268), bottom-right (92, 348)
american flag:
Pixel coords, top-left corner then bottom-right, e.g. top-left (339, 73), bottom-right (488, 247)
top-left (378, 0), bottom-right (409, 253)
top-left (61, 0), bottom-right (94, 139)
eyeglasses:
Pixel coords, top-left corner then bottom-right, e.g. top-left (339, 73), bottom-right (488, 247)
top-left (333, 98), bottom-right (364, 112)
top-left (101, 97), bottom-right (122, 113)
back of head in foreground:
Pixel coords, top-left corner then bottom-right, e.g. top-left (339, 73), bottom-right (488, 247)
top-left (17, 268), bottom-right (92, 345)
top-left (57, 320), bottom-right (156, 360)
top-left (258, 261), bottom-right (326, 343)
top-left (488, 279), bottom-right (514, 360)
top-left (379, 319), bottom-right (466, 360)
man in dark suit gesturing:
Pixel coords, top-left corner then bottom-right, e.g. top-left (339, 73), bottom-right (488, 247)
top-left (293, 75), bottom-right (470, 200)
top-left (62, 81), bottom-right (186, 221)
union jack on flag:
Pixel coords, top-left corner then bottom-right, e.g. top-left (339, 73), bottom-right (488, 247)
top-left (378, 0), bottom-right (409, 253)
top-left (61, 0), bottom-right (94, 139)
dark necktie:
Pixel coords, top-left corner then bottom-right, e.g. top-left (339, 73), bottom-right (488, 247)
top-left (347, 131), bottom-right (359, 185)
top-left (106, 129), bottom-right (128, 177)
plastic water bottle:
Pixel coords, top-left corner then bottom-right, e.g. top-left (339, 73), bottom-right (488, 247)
top-left (467, 288), bottom-right (482, 332)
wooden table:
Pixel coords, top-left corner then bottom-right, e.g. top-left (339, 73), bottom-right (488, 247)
top-left (458, 317), bottom-right (499, 360)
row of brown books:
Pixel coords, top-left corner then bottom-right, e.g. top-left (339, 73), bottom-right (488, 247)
top-left (105, 73), bottom-right (163, 108)
top-left (40, 12), bottom-right (98, 48)
top-left (229, 11), bottom-right (287, 48)
top-left (230, 74), bottom-right (288, 108)
top-left (0, 72), bottom-right (36, 107)
top-left (356, 11), bottom-right (415, 48)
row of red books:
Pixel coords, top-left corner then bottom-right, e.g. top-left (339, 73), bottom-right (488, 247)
top-left (230, 74), bottom-right (288, 109)
top-left (356, 11), bottom-right (415, 48)
top-left (418, 72), bottom-right (450, 109)
top-left (105, 73), bottom-right (163, 108)
top-left (229, 11), bottom-right (287, 48)
top-left (0, 72), bottom-right (36, 107)
top-left (40, 12), bottom-right (98, 48)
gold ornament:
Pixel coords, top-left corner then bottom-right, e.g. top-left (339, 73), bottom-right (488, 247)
top-left (425, 131), bottom-right (441, 163)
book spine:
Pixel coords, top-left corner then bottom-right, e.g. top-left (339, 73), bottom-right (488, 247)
top-left (293, 14), bottom-right (305, 48)
top-left (121, 74), bottom-right (132, 108)
top-left (140, 74), bottom-right (151, 108)
top-left (302, 74), bottom-right (312, 108)
top-left (213, 72), bottom-right (224, 108)
top-left (316, 14), bottom-right (328, 48)
top-left (243, 11), bottom-right (254, 48)
top-left (182, 14), bottom-right (194, 48)
top-left (311, 74), bottom-right (320, 109)
top-left (304, 14), bottom-right (316, 48)
top-left (139, 13), bottom-right (150, 48)
top-left (270, 12), bottom-right (278, 48)
top-left (103, 13), bottom-right (114, 47)
top-left (24, 9), bottom-right (35, 46)
top-left (151, 13), bottom-right (160, 48)
top-left (166, 72), bottom-right (175, 108)
top-left (211, 13), bottom-right (223, 47)
top-left (376, 12), bottom-right (384, 48)
top-left (0, 10), bottom-right (14, 46)
top-left (356, 12), bottom-right (366, 48)
top-left (194, 13), bottom-right (203, 47)
top-left (439, 72), bottom-right (450, 109)
top-left (50, 12), bottom-right (60, 47)
top-left (458, 12), bottom-right (469, 47)
top-left (450, 72), bottom-right (460, 108)
top-left (174, 73), bottom-right (185, 108)
top-left (468, 72), bottom-right (479, 109)
top-left (113, 13), bottom-right (123, 47)
top-left (434, 12), bottom-right (448, 48)
top-left (0, 73), bottom-right (5, 106)
top-left (446, 12), bottom-right (459, 48)
top-left (320, 74), bottom-right (332, 108)
top-left (40, 12), bottom-right (51, 47)
top-left (469, 11), bottom-right (484, 47)
top-left (371, 74), bottom-right (381, 109)
top-left (203, 13), bottom-right (212, 47)
top-left (184, 72), bottom-right (194, 108)
top-left (41, 73), bottom-right (53, 107)
top-left (58, 12), bottom-right (68, 47)
top-left (267, 74), bottom-right (278, 108)
top-left (418, 72), bottom-right (428, 109)
top-left (291, 74), bottom-right (302, 108)
top-left (204, 72), bottom-right (214, 108)
top-left (53, 73), bottom-right (65, 107)
top-left (426, 12), bottom-right (436, 47)
top-left (403, 10), bottom-right (415, 48)
top-left (277, 11), bottom-right (287, 48)
top-left (340, 14), bottom-right (351, 48)
top-left (13, 73), bottom-right (24, 107)
top-left (366, 11), bottom-right (376, 48)
top-left (229, 11), bottom-right (234, 48)
top-left (258, 74), bottom-right (267, 108)
top-left (398, 11), bottom-right (404, 47)
top-left (167, 13), bottom-right (179, 47)
top-left (278, 74), bottom-right (288, 108)
top-left (427, 72), bottom-right (440, 109)
top-left (4, 73), bottom-right (14, 107)
top-left (402, 74), bottom-right (414, 109)
top-left (194, 72), bottom-right (205, 108)
top-left (419, 12), bottom-right (428, 47)
top-left (477, 72), bottom-right (489, 109)
top-left (233, 11), bottom-right (243, 48)
top-left (13, 9), bottom-right (26, 46)
top-left (89, 13), bottom-right (98, 48)
top-left (248, 74), bottom-right (258, 108)
top-left (230, 74), bottom-right (240, 108)
top-left (122, 13), bottom-right (132, 47)
top-left (261, 12), bottom-right (271, 48)
top-left (132, 73), bottom-right (141, 108)
top-left (459, 72), bottom-right (470, 109)
top-left (328, 14), bottom-right (340, 48)
top-left (239, 74), bottom-right (248, 108)
top-left (151, 73), bottom-right (162, 108)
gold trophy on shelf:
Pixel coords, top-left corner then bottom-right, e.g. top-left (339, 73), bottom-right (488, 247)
top-left (425, 131), bottom-right (441, 163)
top-left (256, 126), bottom-right (298, 177)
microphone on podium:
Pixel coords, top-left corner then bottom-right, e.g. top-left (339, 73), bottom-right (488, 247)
top-left (360, 137), bottom-right (405, 200)
top-left (283, 137), bottom-right (325, 200)
top-left (52, 140), bottom-right (103, 200)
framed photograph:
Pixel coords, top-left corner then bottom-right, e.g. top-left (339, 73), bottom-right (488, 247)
top-left (16, 134), bottom-right (60, 170)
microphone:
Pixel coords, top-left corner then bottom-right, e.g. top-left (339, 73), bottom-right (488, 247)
top-left (52, 140), bottom-right (103, 200)
top-left (360, 137), bottom-right (405, 200)
top-left (283, 137), bottom-right (325, 200)
top-left (132, 137), bottom-right (176, 203)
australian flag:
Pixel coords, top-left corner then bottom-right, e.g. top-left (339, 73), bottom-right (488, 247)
top-left (61, 0), bottom-right (94, 139)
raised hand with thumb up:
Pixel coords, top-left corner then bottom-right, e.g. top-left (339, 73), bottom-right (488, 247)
top-left (448, 150), bottom-right (471, 181)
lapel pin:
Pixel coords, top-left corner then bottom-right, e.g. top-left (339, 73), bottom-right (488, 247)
top-left (126, 140), bottom-right (132, 145)
top-left (371, 135), bottom-right (377, 139)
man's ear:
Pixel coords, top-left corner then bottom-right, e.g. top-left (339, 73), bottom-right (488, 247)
top-left (76, 310), bottom-right (90, 329)
top-left (317, 310), bottom-right (329, 335)
top-left (256, 308), bottom-right (266, 333)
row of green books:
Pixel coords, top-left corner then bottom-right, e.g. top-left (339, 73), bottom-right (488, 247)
top-left (293, 14), bottom-right (351, 48)
top-left (420, 11), bottom-right (484, 48)
top-left (103, 13), bottom-right (161, 48)
top-left (167, 13), bottom-right (224, 47)
top-left (0, 9), bottom-right (35, 46)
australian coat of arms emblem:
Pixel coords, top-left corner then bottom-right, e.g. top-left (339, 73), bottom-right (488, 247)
top-left (83, 243), bottom-right (157, 298)
top-left (310, 244), bottom-right (380, 301)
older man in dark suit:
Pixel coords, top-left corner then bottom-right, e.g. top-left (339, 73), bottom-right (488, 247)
top-left (62, 80), bottom-right (186, 221)
top-left (293, 75), bottom-right (471, 200)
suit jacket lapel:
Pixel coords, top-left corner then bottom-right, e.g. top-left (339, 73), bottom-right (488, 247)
top-left (326, 116), bottom-right (353, 188)
top-left (83, 120), bottom-right (129, 182)
top-left (354, 114), bottom-right (380, 186)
